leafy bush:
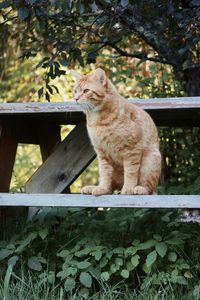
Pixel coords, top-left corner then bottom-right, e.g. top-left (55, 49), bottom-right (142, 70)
top-left (0, 207), bottom-right (200, 297)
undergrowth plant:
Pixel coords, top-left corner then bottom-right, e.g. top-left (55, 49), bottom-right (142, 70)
top-left (0, 208), bottom-right (200, 297)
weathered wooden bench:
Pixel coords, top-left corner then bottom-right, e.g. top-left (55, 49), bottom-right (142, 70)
top-left (0, 97), bottom-right (200, 218)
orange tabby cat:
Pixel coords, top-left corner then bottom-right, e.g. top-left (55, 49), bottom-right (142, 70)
top-left (73, 68), bottom-right (161, 195)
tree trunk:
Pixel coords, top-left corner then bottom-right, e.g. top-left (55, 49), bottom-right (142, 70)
top-left (181, 64), bottom-right (200, 222)
top-left (184, 66), bottom-right (200, 96)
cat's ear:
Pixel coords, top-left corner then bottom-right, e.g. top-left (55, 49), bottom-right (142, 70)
top-left (70, 70), bottom-right (81, 81)
top-left (94, 68), bottom-right (107, 86)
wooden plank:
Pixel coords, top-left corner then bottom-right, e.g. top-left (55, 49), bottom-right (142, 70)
top-left (26, 123), bottom-right (96, 193)
top-left (0, 97), bottom-right (200, 114)
top-left (0, 193), bottom-right (200, 208)
top-left (0, 98), bottom-right (199, 126)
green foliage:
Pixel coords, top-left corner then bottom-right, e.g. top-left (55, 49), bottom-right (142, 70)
top-left (0, 208), bottom-right (200, 296)
top-left (160, 127), bottom-right (200, 194)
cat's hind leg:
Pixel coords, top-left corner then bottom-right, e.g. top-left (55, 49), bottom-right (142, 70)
top-left (135, 149), bottom-right (161, 195)
top-left (121, 151), bottom-right (141, 194)
top-left (112, 168), bottom-right (124, 191)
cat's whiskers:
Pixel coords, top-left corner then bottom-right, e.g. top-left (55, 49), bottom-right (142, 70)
top-left (79, 101), bottom-right (98, 113)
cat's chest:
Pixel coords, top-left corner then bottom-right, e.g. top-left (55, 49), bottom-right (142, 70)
top-left (87, 125), bottom-right (122, 161)
top-left (88, 125), bottom-right (115, 146)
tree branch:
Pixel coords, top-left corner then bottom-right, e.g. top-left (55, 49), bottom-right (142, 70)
top-left (105, 42), bottom-right (170, 64)
top-left (108, 4), bottom-right (180, 66)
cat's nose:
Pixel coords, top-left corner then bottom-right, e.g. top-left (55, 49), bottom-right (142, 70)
top-left (74, 96), bottom-right (79, 102)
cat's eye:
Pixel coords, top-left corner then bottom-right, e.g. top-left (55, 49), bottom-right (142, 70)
top-left (83, 89), bottom-right (90, 93)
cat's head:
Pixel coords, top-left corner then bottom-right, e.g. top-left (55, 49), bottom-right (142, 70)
top-left (72, 68), bottom-right (109, 111)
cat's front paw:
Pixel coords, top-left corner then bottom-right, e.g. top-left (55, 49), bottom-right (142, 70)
top-left (91, 186), bottom-right (112, 196)
top-left (121, 185), bottom-right (135, 195)
top-left (81, 185), bottom-right (96, 194)
top-left (133, 185), bottom-right (149, 195)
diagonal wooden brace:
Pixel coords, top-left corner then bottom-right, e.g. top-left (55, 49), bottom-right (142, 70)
top-left (26, 123), bottom-right (96, 193)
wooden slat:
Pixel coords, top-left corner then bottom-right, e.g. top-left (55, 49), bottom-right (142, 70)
top-left (0, 193), bottom-right (200, 208)
top-left (0, 97), bottom-right (200, 126)
top-left (0, 98), bottom-right (200, 114)
top-left (26, 123), bottom-right (96, 193)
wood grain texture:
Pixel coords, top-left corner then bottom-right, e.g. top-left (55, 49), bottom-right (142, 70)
top-left (26, 123), bottom-right (96, 193)
top-left (0, 97), bottom-right (200, 126)
top-left (0, 97), bottom-right (200, 114)
top-left (0, 193), bottom-right (200, 208)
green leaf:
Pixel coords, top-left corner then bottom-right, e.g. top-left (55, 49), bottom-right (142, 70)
top-left (115, 257), bottom-right (123, 266)
top-left (38, 228), bottom-right (48, 240)
top-left (184, 271), bottom-right (193, 278)
top-left (138, 240), bottom-right (155, 250)
top-left (0, 249), bottom-right (13, 260)
top-left (155, 242), bottom-right (167, 258)
top-left (131, 254), bottom-right (140, 267)
top-left (113, 247), bottom-right (124, 254)
top-left (110, 264), bottom-right (117, 273)
top-left (38, 256), bottom-right (47, 264)
top-left (18, 7), bottom-right (30, 20)
top-left (57, 267), bottom-right (77, 280)
top-left (166, 238), bottom-right (184, 245)
top-left (7, 255), bottom-right (18, 267)
top-left (51, 85), bottom-right (59, 94)
top-left (101, 272), bottom-right (110, 281)
top-left (47, 85), bottom-right (53, 95)
top-left (99, 257), bottom-right (108, 268)
top-left (176, 276), bottom-right (187, 285)
top-left (45, 91), bottom-right (50, 102)
top-left (28, 257), bottom-right (42, 271)
top-left (75, 248), bottom-right (91, 257)
top-left (64, 278), bottom-right (76, 292)
top-left (146, 250), bottom-right (157, 268)
top-left (125, 246), bottom-right (137, 257)
top-left (57, 250), bottom-right (70, 257)
top-left (15, 232), bottom-right (37, 253)
top-left (79, 288), bottom-right (89, 297)
top-left (168, 252), bottom-right (177, 262)
top-left (120, 269), bottom-right (129, 279)
top-left (121, 0), bottom-right (129, 7)
top-left (93, 250), bottom-right (102, 261)
top-left (38, 87), bottom-right (43, 99)
top-left (77, 260), bottom-right (91, 269)
top-left (126, 261), bottom-right (135, 271)
top-left (153, 234), bottom-right (162, 241)
top-left (80, 272), bottom-right (92, 288)
top-left (25, 0), bottom-right (37, 4)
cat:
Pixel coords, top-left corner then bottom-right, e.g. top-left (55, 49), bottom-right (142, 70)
top-left (73, 68), bottom-right (161, 196)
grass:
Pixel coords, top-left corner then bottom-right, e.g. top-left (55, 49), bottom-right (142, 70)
top-left (0, 269), bottom-right (199, 300)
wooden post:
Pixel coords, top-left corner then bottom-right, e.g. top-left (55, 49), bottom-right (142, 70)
top-left (0, 122), bottom-right (18, 192)
top-left (28, 122), bottom-right (62, 219)
top-left (38, 123), bottom-right (61, 162)
top-left (0, 121), bottom-right (18, 237)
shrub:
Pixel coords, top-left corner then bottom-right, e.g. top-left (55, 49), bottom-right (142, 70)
top-left (0, 207), bottom-right (200, 296)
